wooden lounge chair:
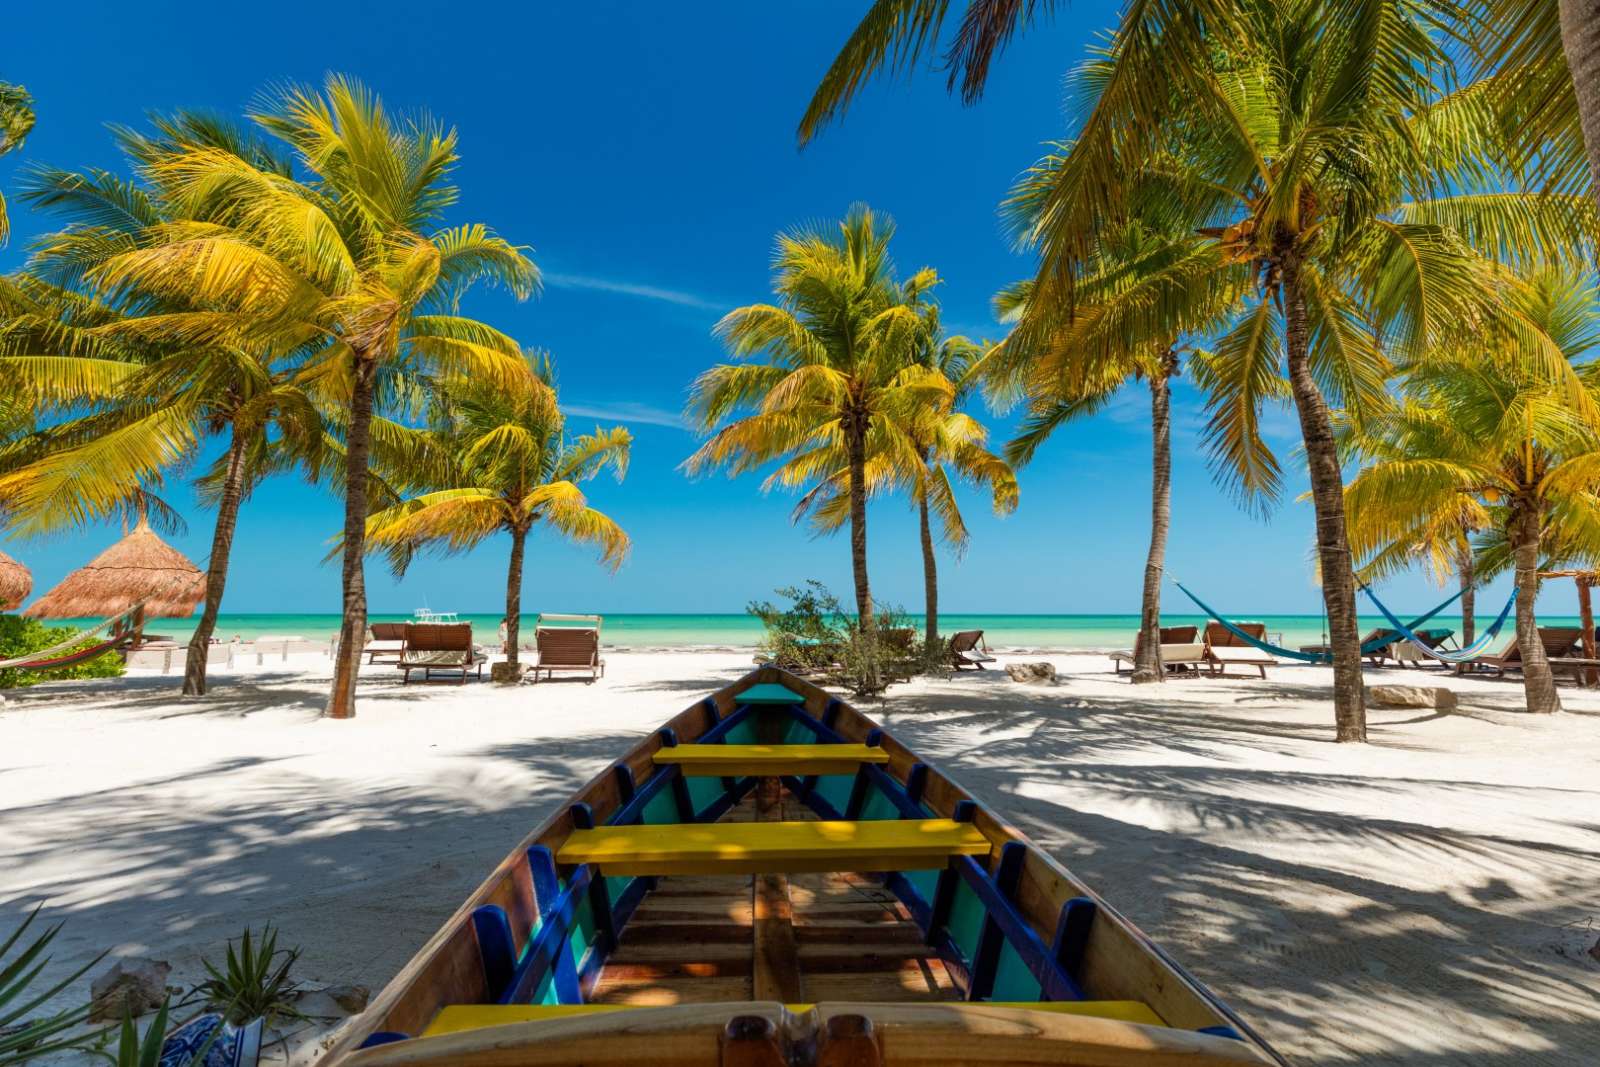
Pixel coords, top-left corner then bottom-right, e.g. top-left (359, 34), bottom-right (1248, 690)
top-left (366, 622), bottom-right (408, 664)
top-left (399, 623), bottom-right (485, 684)
top-left (1203, 621), bottom-right (1278, 679)
top-left (1110, 625), bottom-right (1205, 675)
top-left (532, 614), bottom-right (604, 683)
top-left (1464, 626), bottom-right (1584, 678)
top-left (948, 629), bottom-right (996, 671)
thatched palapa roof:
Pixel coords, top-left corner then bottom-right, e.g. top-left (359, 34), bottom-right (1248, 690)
top-left (0, 548), bottom-right (31, 612)
top-left (24, 520), bottom-right (205, 619)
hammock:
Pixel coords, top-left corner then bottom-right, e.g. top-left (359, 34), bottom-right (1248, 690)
top-left (1359, 584), bottom-right (1518, 664)
top-left (1171, 580), bottom-right (1471, 663)
top-left (0, 603), bottom-right (144, 671)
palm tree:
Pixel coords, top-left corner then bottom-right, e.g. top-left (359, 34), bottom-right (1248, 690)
top-left (779, 298), bottom-right (1018, 655)
top-left (986, 204), bottom-right (1241, 685)
top-left (364, 355), bottom-right (630, 668)
top-left (806, 4), bottom-right (1598, 741)
top-left (85, 76), bottom-right (540, 718)
top-left (0, 118), bottom-right (329, 696)
top-left (0, 80), bottom-right (35, 245)
top-left (1343, 271), bottom-right (1600, 713)
top-left (684, 205), bottom-right (945, 689)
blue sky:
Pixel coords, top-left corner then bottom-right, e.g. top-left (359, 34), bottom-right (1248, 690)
top-left (2, 1), bottom-right (1524, 617)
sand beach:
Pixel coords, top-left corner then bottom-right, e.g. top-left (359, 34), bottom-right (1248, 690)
top-left (2, 651), bottom-right (1597, 1065)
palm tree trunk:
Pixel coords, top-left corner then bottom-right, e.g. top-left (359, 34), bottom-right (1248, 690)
top-left (327, 358), bottom-right (377, 720)
top-left (182, 425), bottom-right (249, 697)
top-left (847, 416), bottom-right (878, 689)
top-left (1559, 0), bottom-right (1600, 209)
top-left (504, 526), bottom-right (528, 669)
top-left (1457, 541), bottom-right (1476, 647)
top-left (1511, 505), bottom-right (1561, 713)
top-left (1280, 255), bottom-right (1367, 742)
top-left (1132, 355), bottom-right (1175, 685)
top-left (918, 466), bottom-right (938, 655)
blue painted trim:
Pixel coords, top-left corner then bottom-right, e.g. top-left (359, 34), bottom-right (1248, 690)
top-left (954, 854), bottom-right (1084, 1002)
top-left (502, 860), bottom-right (590, 1005)
top-left (358, 1032), bottom-right (410, 1048)
top-left (657, 728), bottom-right (697, 821)
top-left (702, 697), bottom-right (721, 730)
top-left (1198, 1026), bottom-right (1243, 1041)
top-left (607, 764), bottom-right (678, 827)
top-left (822, 698), bottom-right (843, 731)
top-left (883, 871), bottom-right (933, 931)
top-left (695, 774), bottom-right (758, 823)
top-left (966, 843), bottom-right (1025, 1001)
top-left (863, 766), bottom-right (931, 819)
top-left (905, 763), bottom-right (929, 804)
top-left (843, 766), bottom-right (871, 819)
top-left (611, 764), bottom-right (637, 806)
top-left (570, 805), bottom-right (617, 954)
top-left (1051, 897), bottom-right (1097, 989)
top-left (781, 775), bottom-right (843, 820)
top-left (695, 703), bottom-right (753, 744)
top-left (612, 874), bottom-right (650, 930)
top-left (471, 905), bottom-right (517, 1000)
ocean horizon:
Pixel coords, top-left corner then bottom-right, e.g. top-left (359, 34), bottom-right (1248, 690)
top-left (39, 611), bottom-right (1571, 652)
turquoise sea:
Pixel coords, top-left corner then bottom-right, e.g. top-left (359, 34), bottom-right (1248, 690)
top-left (41, 612), bottom-right (1576, 652)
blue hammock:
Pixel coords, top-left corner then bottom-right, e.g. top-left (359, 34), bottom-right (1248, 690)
top-left (1171, 579), bottom-right (1470, 663)
top-left (1360, 583), bottom-right (1517, 664)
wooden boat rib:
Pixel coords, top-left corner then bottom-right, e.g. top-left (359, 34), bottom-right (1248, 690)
top-left (326, 668), bottom-right (1286, 1066)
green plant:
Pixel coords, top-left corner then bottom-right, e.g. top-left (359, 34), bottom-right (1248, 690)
top-left (104, 1000), bottom-right (169, 1067)
top-left (192, 927), bottom-right (302, 1027)
top-left (0, 905), bottom-right (107, 1064)
top-left (748, 581), bottom-right (921, 697)
top-left (0, 615), bottom-right (126, 689)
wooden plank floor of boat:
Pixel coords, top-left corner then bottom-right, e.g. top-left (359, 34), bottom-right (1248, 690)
top-left (588, 781), bottom-right (958, 1006)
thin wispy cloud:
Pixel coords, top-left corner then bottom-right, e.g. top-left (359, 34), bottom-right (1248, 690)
top-left (544, 271), bottom-right (724, 312)
top-left (564, 400), bottom-right (689, 430)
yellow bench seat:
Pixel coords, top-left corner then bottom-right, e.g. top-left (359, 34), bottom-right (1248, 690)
top-left (653, 743), bottom-right (890, 776)
top-left (422, 1001), bottom-right (1167, 1039)
top-left (555, 818), bottom-right (991, 876)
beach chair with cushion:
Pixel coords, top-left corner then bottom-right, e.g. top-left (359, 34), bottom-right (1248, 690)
top-left (1110, 625), bottom-right (1206, 675)
top-left (949, 629), bottom-right (996, 671)
top-left (1203, 621), bottom-right (1279, 679)
top-left (1464, 626), bottom-right (1584, 678)
top-left (366, 622), bottom-right (409, 664)
top-left (399, 623), bottom-right (486, 684)
top-left (532, 615), bottom-right (604, 683)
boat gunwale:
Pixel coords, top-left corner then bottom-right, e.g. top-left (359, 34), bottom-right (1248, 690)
top-left (322, 666), bottom-right (1284, 1065)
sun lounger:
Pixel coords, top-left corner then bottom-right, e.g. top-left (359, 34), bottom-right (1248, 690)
top-left (532, 615), bottom-right (604, 682)
top-left (948, 629), bottom-right (996, 671)
top-left (1463, 626), bottom-right (1584, 677)
top-left (1204, 621), bottom-right (1278, 679)
top-left (1110, 625), bottom-right (1206, 674)
top-left (366, 622), bottom-right (408, 664)
top-left (399, 623), bottom-right (486, 684)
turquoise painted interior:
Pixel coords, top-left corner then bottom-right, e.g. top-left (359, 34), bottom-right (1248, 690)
top-left (992, 941), bottom-right (1043, 1001)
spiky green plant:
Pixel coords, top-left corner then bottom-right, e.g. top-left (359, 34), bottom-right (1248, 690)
top-left (193, 927), bottom-right (302, 1028)
top-left (0, 906), bottom-right (106, 1064)
top-left (104, 1000), bottom-right (171, 1067)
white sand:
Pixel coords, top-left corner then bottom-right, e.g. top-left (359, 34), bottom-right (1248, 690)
top-left (2, 652), bottom-right (1598, 1065)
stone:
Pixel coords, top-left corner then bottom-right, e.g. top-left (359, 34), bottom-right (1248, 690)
top-left (89, 958), bottom-right (171, 1022)
top-left (1004, 661), bottom-right (1057, 684)
top-left (1366, 685), bottom-right (1458, 711)
top-left (489, 661), bottom-right (529, 684)
top-left (326, 984), bottom-right (370, 1014)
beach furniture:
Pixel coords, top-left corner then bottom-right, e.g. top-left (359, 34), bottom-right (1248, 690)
top-left (399, 622), bottom-right (486, 684)
top-left (1377, 627), bottom-right (1455, 667)
top-left (1462, 626), bottom-right (1585, 678)
top-left (366, 623), bottom-right (409, 664)
top-left (1203, 622), bottom-right (1278, 679)
top-left (1109, 625), bottom-right (1205, 674)
top-left (948, 628), bottom-right (996, 670)
top-left (532, 613), bottom-right (605, 683)
top-left (321, 667), bottom-right (1282, 1067)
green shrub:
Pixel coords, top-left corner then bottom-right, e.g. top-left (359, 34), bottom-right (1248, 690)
top-left (191, 926), bottom-right (303, 1027)
top-left (0, 614), bottom-right (127, 689)
top-left (0, 905), bottom-right (107, 1065)
top-left (748, 581), bottom-right (922, 697)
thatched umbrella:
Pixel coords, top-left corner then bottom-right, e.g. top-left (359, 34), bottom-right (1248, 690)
top-left (24, 519), bottom-right (205, 619)
top-left (0, 548), bottom-right (30, 612)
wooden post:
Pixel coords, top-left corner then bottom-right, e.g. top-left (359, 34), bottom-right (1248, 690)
top-left (1579, 577), bottom-right (1597, 688)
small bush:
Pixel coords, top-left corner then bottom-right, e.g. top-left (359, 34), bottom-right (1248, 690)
top-left (748, 581), bottom-right (922, 697)
top-left (0, 614), bottom-right (126, 689)
top-left (192, 926), bottom-right (303, 1027)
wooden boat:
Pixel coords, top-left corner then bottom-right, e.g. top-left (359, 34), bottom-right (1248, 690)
top-left (325, 668), bottom-right (1285, 1066)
